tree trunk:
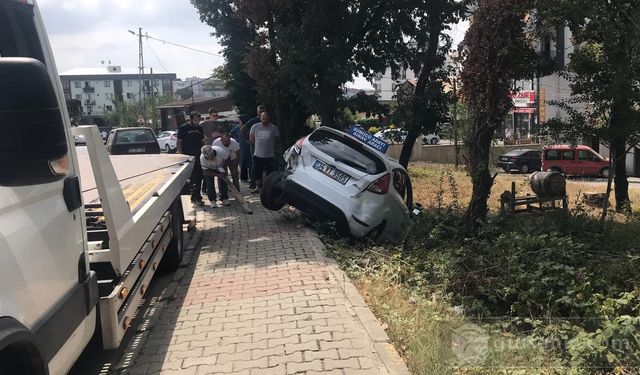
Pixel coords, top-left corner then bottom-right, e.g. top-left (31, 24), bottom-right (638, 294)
top-left (464, 119), bottom-right (494, 231)
top-left (398, 130), bottom-right (419, 168)
top-left (318, 77), bottom-right (338, 128)
top-left (612, 140), bottom-right (631, 212)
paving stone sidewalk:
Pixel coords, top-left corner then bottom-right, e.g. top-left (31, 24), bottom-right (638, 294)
top-left (121, 191), bottom-right (409, 375)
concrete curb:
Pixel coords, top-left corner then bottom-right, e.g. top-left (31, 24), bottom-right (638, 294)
top-left (305, 230), bottom-right (411, 375)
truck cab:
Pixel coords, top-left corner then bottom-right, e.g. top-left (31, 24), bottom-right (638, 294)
top-left (0, 2), bottom-right (193, 373)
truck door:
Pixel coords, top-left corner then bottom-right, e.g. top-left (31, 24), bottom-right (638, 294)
top-left (0, 0), bottom-right (92, 368)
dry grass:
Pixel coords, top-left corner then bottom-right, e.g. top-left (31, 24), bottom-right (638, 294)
top-left (409, 162), bottom-right (640, 218)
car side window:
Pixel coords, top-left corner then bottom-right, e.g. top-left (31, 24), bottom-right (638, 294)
top-left (545, 149), bottom-right (560, 160)
top-left (561, 150), bottom-right (575, 160)
top-left (578, 150), bottom-right (590, 161)
top-left (590, 152), bottom-right (601, 161)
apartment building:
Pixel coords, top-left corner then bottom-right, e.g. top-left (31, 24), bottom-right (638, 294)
top-left (59, 65), bottom-right (176, 116)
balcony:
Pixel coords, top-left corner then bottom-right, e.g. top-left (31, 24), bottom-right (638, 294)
top-left (82, 86), bottom-right (95, 93)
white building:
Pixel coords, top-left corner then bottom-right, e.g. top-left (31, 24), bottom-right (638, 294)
top-left (173, 77), bottom-right (228, 101)
top-left (372, 67), bottom-right (417, 103)
top-left (60, 66), bottom-right (176, 116)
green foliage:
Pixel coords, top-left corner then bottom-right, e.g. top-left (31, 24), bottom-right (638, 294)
top-left (102, 96), bottom-right (172, 128)
top-left (356, 118), bottom-right (381, 131)
top-left (66, 99), bottom-right (82, 125)
top-left (343, 92), bottom-right (389, 118)
top-left (321, 205), bottom-right (640, 372)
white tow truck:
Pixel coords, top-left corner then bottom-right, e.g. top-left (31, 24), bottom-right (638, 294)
top-left (0, 1), bottom-right (194, 373)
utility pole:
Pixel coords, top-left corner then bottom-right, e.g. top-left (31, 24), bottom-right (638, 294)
top-left (150, 67), bottom-right (158, 132)
top-left (136, 28), bottom-right (145, 119)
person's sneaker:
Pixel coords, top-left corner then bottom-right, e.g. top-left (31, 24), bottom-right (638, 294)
top-left (210, 201), bottom-right (217, 208)
top-left (251, 187), bottom-right (261, 194)
top-left (222, 199), bottom-right (231, 206)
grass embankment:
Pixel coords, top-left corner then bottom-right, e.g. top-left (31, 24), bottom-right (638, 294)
top-left (321, 164), bottom-right (640, 374)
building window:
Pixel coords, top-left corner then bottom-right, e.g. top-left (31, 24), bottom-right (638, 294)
top-left (64, 94), bottom-right (71, 100)
top-left (106, 105), bottom-right (113, 111)
top-left (84, 81), bottom-right (90, 87)
top-left (85, 94), bottom-right (91, 100)
top-left (62, 81), bottom-right (71, 91)
top-left (126, 80), bottom-right (132, 87)
top-left (104, 81), bottom-right (111, 87)
top-left (105, 93), bottom-right (113, 100)
top-left (87, 106), bottom-right (93, 114)
top-left (127, 93), bottom-right (135, 99)
top-left (74, 81), bottom-right (81, 88)
top-left (75, 94), bottom-right (82, 100)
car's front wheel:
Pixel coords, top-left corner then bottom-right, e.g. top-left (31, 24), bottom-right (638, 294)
top-left (165, 144), bottom-right (171, 153)
top-left (261, 171), bottom-right (287, 211)
top-left (430, 137), bottom-right (438, 145)
top-left (600, 167), bottom-right (610, 178)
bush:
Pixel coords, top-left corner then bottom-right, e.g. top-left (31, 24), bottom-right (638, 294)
top-left (368, 126), bottom-right (380, 134)
top-left (356, 118), bottom-right (380, 130)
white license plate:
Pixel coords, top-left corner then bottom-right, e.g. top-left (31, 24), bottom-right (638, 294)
top-left (313, 160), bottom-right (350, 185)
top-left (128, 147), bottom-right (145, 153)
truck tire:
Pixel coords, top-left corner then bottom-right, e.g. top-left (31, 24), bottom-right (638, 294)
top-left (160, 199), bottom-right (184, 272)
top-left (261, 171), bottom-right (286, 211)
top-left (0, 318), bottom-right (47, 375)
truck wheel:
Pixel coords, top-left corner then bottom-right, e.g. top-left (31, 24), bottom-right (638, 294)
top-left (261, 172), bottom-right (286, 211)
top-left (161, 199), bottom-right (184, 272)
top-left (0, 319), bottom-right (46, 375)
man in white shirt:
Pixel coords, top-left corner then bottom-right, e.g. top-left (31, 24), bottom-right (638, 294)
top-left (201, 145), bottom-right (230, 208)
top-left (211, 132), bottom-right (241, 204)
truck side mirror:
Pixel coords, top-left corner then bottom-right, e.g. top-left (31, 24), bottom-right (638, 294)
top-left (0, 58), bottom-right (69, 186)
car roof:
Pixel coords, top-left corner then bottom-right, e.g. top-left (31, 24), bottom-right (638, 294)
top-left (544, 144), bottom-right (594, 150)
top-left (314, 126), bottom-right (405, 170)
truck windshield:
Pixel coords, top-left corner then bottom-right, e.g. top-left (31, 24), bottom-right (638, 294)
top-left (0, 1), bottom-right (45, 63)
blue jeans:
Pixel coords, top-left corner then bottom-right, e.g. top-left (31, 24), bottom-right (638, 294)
top-left (204, 175), bottom-right (228, 201)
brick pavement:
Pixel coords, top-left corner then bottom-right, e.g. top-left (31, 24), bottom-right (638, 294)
top-left (121, 192), bottom-right (409, 375)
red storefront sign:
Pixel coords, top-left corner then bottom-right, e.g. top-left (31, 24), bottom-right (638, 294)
top-left (513, 107), bottom-right (536, 114)
top-left (511, 91), bottom-right (536, 107)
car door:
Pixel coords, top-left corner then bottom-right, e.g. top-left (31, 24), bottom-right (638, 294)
top-left (561, 149), bottom-right (577, 174)
top-left (527, 151), bottom-right (542, 171)
top-left (387, 169), bottom-right (412, 240)
top-left (157, 131), bottom-right (167, 148)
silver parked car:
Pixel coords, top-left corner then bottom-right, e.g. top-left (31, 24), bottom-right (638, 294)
top-left (260, 127), bottom-right (417, 242)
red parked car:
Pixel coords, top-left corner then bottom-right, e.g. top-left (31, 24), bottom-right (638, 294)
top-left (542, 145), bottom-right (610, 177)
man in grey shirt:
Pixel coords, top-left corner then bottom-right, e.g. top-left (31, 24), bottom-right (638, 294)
top-left (249, 111), bottom-right (280, 193)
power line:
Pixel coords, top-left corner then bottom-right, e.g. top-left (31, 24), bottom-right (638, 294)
top-left (142, 34), bottom-right (223, 58)
top-left (146, 40), bottom-right (169, 73)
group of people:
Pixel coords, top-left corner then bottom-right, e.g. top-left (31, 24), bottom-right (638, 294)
top-left (176, 105), bottom-right (280, 208)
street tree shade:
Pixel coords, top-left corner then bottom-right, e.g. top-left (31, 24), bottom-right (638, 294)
top-left (459, 0), bottom-right (540, 231)
top-left (537, 0), bottom-right (640, 214)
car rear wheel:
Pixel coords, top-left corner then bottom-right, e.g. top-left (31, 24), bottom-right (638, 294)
top-left (600, 167), bottom-right (610, 178)
top-left (520, 164), bottom-right (530, 173)
top-left (165, 144), bottom-right (170, 153)
top-left (261, 171), bottom-right (286, 211)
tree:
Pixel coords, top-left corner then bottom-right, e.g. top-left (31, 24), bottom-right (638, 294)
top-left (343, 91), bottom-right (389, 118)
top-left (175, 87), bottom-right (193, 101)
top-left (191, 0), bottom-right (415, 144)
top-left (538, 0), bottom-right (640, 213)
top-left (459, 0), bottom-right (540, 230)
top-left (103, 96), bottom-right (172, 128)
top-left (392, 0), bottom-right (466, 168)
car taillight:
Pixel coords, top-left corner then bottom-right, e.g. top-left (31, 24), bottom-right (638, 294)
top-left (294, 136), bottom-right (305, 154)
top-left (367, 173), bottom-right (390, 194)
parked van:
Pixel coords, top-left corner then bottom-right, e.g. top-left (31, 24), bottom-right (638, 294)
top-left (542, 145), bottom-right (610, 177)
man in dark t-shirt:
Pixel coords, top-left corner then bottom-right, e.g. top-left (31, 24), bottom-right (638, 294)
top-left (240, 105), bottom-right (265, 189)
top-left (178, 111), bottom-right (205, 205)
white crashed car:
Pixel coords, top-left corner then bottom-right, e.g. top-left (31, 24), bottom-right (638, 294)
top-left (260, 126), bottom-right (417, 242)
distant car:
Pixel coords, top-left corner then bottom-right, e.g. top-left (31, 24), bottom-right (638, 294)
top-left (542, 145), bottom-right (610, 177)
top-left (497, 149), bottom-right (542, 173)
top-left (260, 126), bottom-right (417, 243)
top-left (74, 134), bottom-right (86, 145)
top-left (105, 127), bottom-right (160, 155)
top-left (156, 130), bottom-right (178, 153)
top-left (373, 129), bottom-right (440, 145)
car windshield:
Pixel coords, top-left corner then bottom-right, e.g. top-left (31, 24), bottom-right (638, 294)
top-left (116, 129), bottom-right (155, 143)
top-left (504, 150), bottom-right (528, 157)
top-left (309, 129), bottom-right (385, 175)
